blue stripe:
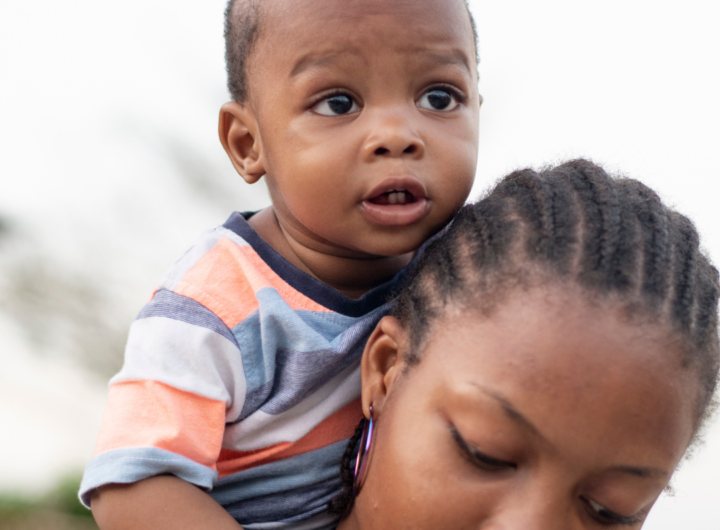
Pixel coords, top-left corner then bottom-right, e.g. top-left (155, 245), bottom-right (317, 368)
top-left (79, 447), bottom-right (217, 507)
top-left (227, 477), bottom-right (339, 524)
top-left (137, 290), bottom-right (238, 346)
top-left (211, 441), bottom-right (348, 525)
top-left (212, 440), bottom-right (347, 504)
top-left (232, 289), bottom-right (388, 420)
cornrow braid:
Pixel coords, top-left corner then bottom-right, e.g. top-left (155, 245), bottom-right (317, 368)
top-left (394, 159), bottom-right (719, 425)
top-left (671, 212), bottom-right (700, 334)
top-left (494, 170), bottom-right (579, 273)
top-left (624, 180), bottom-right (671, 301)
top-left (327, 419), bottom-right (366, 517)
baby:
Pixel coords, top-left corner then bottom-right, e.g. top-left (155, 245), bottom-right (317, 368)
top-left (81, 0), bottom-right (482, 529)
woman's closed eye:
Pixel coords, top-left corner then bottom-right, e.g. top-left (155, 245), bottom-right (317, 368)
top-left (582, 497), bottom-right (645, 527)
top-left (417, 86), bottom-right (463, 112)
top-left (450, 426), bottom-right (517, 472)
top-left (312, 92), bottom-right (360, 116)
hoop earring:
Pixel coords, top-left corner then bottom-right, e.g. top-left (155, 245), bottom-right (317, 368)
top-left (353, 404), bottom-right (374, 496)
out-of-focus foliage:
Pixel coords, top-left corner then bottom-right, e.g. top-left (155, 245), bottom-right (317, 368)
top-left (0, 474), bottom-right (97, 530)
top-left (0, 130), bottom-right (268, 379)
top-left (0, 218), bottom-right (126, 376)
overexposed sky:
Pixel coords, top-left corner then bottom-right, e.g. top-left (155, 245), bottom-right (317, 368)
top-left (1, 0), bottom-right (719, 527)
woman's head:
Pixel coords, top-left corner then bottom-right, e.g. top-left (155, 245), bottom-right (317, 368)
top-left (336, 159), bottom-right (720, 529)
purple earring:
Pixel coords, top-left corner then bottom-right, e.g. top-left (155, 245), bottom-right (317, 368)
top-left (353, 404), bottom-right (374, 496)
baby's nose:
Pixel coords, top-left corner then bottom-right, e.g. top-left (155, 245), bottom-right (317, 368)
top-left (361, 109), bottom-right (425, 160)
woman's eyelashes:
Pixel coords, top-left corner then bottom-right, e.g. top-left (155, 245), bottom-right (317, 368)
top-left (450, 426), bottom-right (517, 472)
top-left (312, 92), bottom-right (359, 116)
top-left (417, 86), bottom-right (463, 111)
top-left (450, 424), bottom-right (645, 527)
top-left (582, 498), bottom-right (644, 527)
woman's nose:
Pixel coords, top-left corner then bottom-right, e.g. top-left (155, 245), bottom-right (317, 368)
top-left (360, 107), bottom-right (425, 160)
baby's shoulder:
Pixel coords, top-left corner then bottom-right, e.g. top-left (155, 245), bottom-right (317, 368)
top-left (151, 224), bottom-right (276, 326)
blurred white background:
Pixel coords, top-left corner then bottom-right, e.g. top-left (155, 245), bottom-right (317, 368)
top-left (0, 0), bottom-right (718, 527)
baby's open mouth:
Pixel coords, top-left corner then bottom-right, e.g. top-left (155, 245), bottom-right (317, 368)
top-left (368, 190), bottom-right (417, 205)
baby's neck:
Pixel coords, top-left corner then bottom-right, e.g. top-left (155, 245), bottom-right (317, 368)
top-left (248, 208), bottom-right (414, 299)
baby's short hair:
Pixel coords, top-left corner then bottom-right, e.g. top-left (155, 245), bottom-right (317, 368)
top-left (223, 0), bottom-right (479, 103)
top-left (224, 0), bottom-right (261, 103)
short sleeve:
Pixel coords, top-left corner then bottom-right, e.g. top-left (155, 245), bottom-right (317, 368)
top-left (79, 289), bottom-right (247, 507)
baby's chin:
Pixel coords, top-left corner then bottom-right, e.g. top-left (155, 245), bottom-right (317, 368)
top-left (338, 225), bottom-right (444, 259)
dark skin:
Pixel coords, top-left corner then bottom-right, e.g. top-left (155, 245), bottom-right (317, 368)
top-left (92, 0), bottom-right (479, 527)
top-left (91, 476), bottom-right (241, 530)
top-left (92, 286), bottom-right (698, 529)
top-left (219, 0), bottom-right (480, 298)
top-left (342, 286), bottom-right (698, 530)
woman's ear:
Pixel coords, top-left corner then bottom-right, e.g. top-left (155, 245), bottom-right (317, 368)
top-left (361, 316), bottom-right (408, 418)
top-left (218, 101), bottom-right (266, 184)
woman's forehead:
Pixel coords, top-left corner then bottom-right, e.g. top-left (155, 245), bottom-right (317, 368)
top-left (415, 288), bottom-right (698, 462)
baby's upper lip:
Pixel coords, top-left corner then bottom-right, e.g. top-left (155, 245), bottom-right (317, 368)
top-left (364, 177), bottom-right (428, 201)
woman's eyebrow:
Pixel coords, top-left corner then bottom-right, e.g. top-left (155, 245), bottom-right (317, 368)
top-left (469, 384), bottom-right (669, 480)
top-left (470, 383), bottom-right (544, 439)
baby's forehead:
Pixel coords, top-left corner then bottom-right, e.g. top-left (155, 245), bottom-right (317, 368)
top-left (255, 0), bottom-right (476, 56)
top-left (224, 0), bottom-right (477, 103)
top-left (248, 0), bottom-right (476, 73)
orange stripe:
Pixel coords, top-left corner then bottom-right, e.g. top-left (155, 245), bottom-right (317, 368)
top-left (235, 245), bottom-right (332, 314)
top-left (95, 381), bottom-right (226, 469)
top-left (174, 238), bottom-right (331, 329)
top-left (217, 398), bottom-right (363, 477)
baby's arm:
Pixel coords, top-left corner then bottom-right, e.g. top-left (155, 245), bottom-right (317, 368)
top-left (91, 475), bottom-right (243, 530)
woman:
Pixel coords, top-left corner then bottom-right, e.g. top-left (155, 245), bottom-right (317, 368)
top-left (331, 159), bottom-right (719, 529)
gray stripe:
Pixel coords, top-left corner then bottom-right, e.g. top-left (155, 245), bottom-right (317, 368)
top-left (225, 477), bottom-right (340, 524)
top-left (211, 440), bottom-right (346, 504)
top-left (210, 441), bottom-right (347, 525)
top-left (260, 339), bottom-right (365, 416)
top-left (137, 290), bottom-right (238, 346)
top-left (235, 313), bottom-right (380, 421)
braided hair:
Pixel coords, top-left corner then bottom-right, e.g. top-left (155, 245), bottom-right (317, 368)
top-left (330, 158), bottom-right (720, 517)
top-left (398, 159), bottom-right (719, 411)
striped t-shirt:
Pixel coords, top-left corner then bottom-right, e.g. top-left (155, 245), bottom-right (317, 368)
top-left (80, 212), bottom-right (411, 529)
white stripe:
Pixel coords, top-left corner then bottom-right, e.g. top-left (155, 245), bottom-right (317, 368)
top-left (225, 361), bottom-right (360, 451)
top-left (243, 513), bottom-right (337, 530)
top-left (158, 227), bottom-right (251, 292)
top-left (112, 317), bottom-right (247, 417)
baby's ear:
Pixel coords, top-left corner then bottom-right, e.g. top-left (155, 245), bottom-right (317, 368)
top-left (218, 102), bottom-right (266, 184)
top-left (360, 316), bottom-right (408, 419)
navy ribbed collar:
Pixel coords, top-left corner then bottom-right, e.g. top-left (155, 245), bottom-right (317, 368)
top-left (223, 212), bottom-right (418, 317)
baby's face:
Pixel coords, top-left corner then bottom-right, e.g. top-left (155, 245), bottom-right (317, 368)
top-left (347, 287), bottom-right (698, 529)
top-left (243, 0), bottom-right (480, 257)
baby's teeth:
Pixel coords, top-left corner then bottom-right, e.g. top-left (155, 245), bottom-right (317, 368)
top-left (398, 192), bottom-right (406, 204)
top-left (389, 193), bottom-right (398, 204)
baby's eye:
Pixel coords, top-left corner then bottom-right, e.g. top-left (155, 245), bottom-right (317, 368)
top-left (417, 88), bottom-right (460, 112)
top-left (583, 498), bottom-right (643, 527)
top-left (312, 93), bottom-right (359, 116)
